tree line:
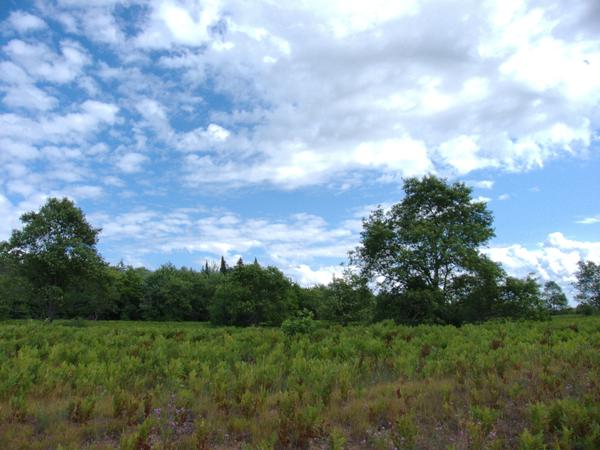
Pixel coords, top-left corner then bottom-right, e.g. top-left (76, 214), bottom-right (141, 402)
top-left (1, 177), bottom-right (598, 326)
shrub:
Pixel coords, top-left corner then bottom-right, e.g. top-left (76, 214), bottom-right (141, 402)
top-left (281, 310), bottom-right (318, 336)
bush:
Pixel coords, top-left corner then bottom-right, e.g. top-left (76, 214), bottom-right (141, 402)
top-left (281, 310), bottom-right (318, 336)
top-left (576, 303), bottom-right (596, 316)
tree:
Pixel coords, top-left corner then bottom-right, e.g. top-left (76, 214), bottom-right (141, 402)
top-left (352, 175), bottom-right (495, 305)
top-left (495, 275), bottom-right (547, 320)
top-left (574, 260), bottom-right (600, 309)
top-left (0, 244), bottom-right (33, 318)
top-left (140, 264), bottom-right (193, 321)
top-left (219, 256), bottom-right (228, 274)
top-left (319, 272), bottom-right (374, 324)
top-left (106, 263), bottom-right (149, 320)
top-left (1, 198), bottom-right (104, 319)
top-left (541, 280), bottom-right (568, 313)
top-left (210, 264), bottom-right (297, 326)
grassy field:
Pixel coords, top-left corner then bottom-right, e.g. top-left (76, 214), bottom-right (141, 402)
top-left (0, 317), bottom-right (599, 449)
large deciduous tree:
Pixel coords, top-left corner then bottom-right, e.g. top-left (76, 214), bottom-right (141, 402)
top-left (541, 280), bottom-right (568, 313)
top-left (2, 198), bottom-right (104, 319)
top-left (574, 260), bottom-right (600, 309)
top-left (353, 175), bottom-right (495, 295)
top-left (352, 175), bottom-right (498, 323)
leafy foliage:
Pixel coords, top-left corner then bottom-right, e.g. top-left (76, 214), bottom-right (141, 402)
top-left (210, 264), bottom-right (297, 326)
top-left (541, 280), bottom-right (569, 313)
top-left (318, 272), bottom-right (375, 324)
top-left (574, 260), bottom-right (600, 309)
top-left (354, 176), bottom-right (549, 324)
top-left (1, 198), bottom-right (104, 319)
top-left (353, 175), bottom-right (495, 295)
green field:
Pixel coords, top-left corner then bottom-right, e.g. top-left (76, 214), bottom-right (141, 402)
top-left (1, 317), bottom-right (599, 449)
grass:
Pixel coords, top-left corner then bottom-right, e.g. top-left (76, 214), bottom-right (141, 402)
top-left (0, 316), bottom-right (599, 449)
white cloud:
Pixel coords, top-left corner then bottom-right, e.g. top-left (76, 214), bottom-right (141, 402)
top-left (174, 123), bottom-right (230, 151)
top-left (438, 135), bottom-right (491, 174)
top-left (3, 39), bottom-right (90, 84)
top-left (287, 264), bottom-right (342, 286)
top-left (116, 152), bottom-right (148, 173)
top-left (92, 207), bottom-right (358, 283)
top-left (134, 0), bottom-right (222, 48)
top-left (63, 184), bottom-right (104, 200)
top-left (3, 0), bottom-right (598, 192)
top-left (471, 180), bottom-right (494, 190)
top-left (0, 100), bottom-right (118, 144)
top-left (0, 193), bottom-right (20, 239)
top-left (2, 83), bottom-right (58, 111)
top-left (0, 191), bottom-right (49, 241)
top-left (182, 136), bottom-right (433, 189)
top-left (7, 11), bottom-right (47, 33)
top-left (487, 232), bottom-right (600, 298)
top-left (81, 8), bottom-right (124, 44)
top-left (0, 61), bottom-right (58, 111)
top-left (576, 215), bottom-right (600, 225)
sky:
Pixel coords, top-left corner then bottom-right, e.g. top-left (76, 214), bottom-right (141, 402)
top-left (0, 0), bottom-right (599, 298)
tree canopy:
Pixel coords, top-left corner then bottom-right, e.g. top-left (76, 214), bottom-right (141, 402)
top-left (541, 280), bottom-right (569, 312)
top-left (351, 175), bottom-right (553, 324)
top-left (574, 260), bottom-right (600, 309)
top-left (353, 175), bottom-right (495, 296)
top-left (0, 194), bottom-right (581, 325)
top-left (2, 198), bottom-right (104, 319)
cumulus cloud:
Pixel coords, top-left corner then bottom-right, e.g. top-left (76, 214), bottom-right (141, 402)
top-left (0, 61), bottom-right (58, 111)
top-left (134, 0), bottom-right (223, 48)
top-left (91, 207), bottom-right (357, 284)
top-left (116, 152), bottom-right (148, 173)
top-left (0, 100), bottom-right (119, 144)
top-left (487, 232), bottom-right (600, 298)
top-left (3, 39), bottom-right (90, 84)
top-left (6, 11), bottom-right (47, 33)
top-left (123, 0), bottom-right (599, 189)
top-left (287, 264), bottom-right (343, 286)
top-left (471, 180), bottom-right (495, 190)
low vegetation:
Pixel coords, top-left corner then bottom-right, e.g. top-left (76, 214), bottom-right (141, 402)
top-left (0, 316), bottom-right (599, 449)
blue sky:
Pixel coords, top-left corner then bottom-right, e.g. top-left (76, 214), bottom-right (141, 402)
top-left (0, 0), bottom-right (599, 294)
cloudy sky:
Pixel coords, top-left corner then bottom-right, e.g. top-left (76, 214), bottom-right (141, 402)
top-left (1, 0), bottom-right (599, 295)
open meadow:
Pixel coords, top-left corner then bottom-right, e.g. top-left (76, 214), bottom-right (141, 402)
top-left (1, 316), bottom-right (599, 449)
